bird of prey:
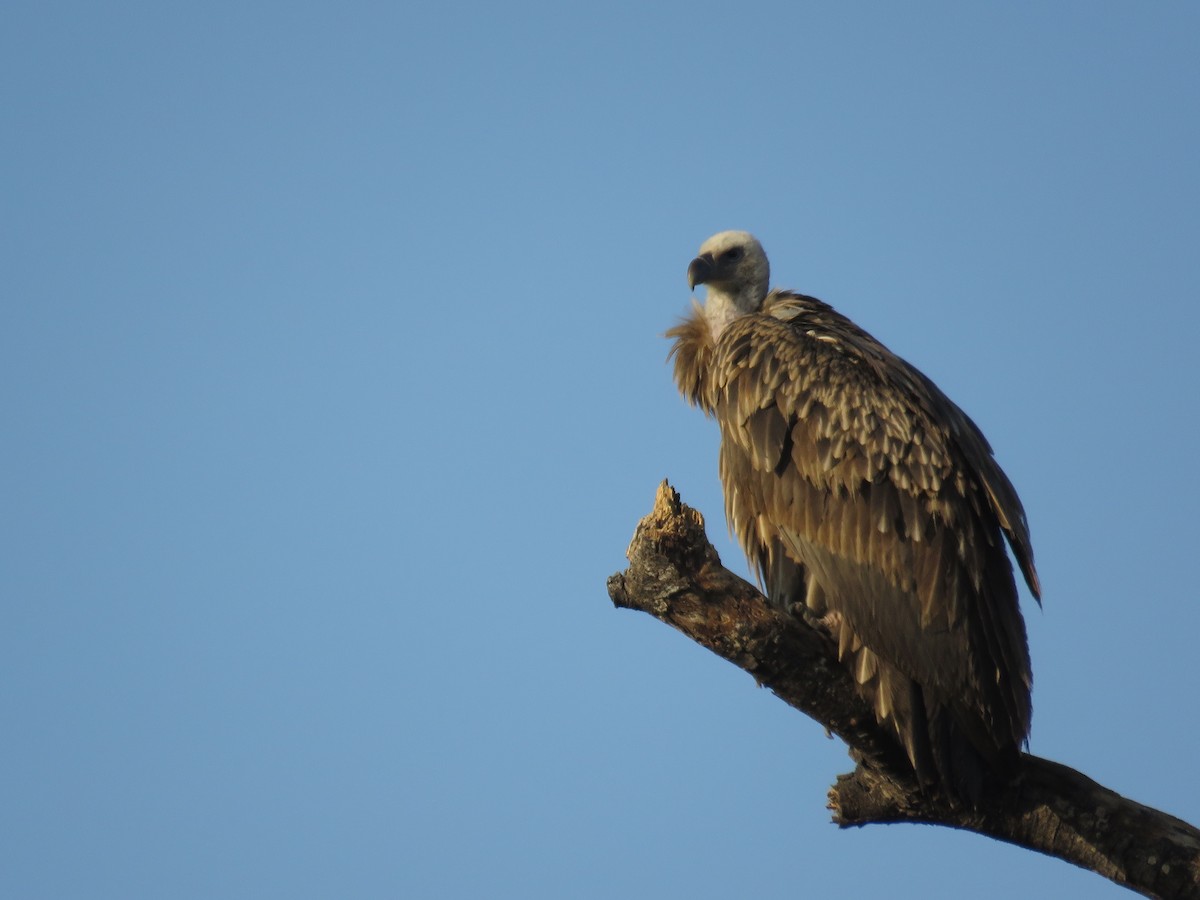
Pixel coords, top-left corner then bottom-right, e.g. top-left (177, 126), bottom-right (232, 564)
top-left (668, 230), bottom-right (1038, 803)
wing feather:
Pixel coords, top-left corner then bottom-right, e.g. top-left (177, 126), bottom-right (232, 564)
top-left (679, 292), bottom-right (1035, 797)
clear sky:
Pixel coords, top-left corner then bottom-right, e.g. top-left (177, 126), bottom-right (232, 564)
top-left (3, 2), bottom-right (1198, 897)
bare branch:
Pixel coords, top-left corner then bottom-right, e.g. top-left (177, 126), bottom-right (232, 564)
top-left (607, 482), bottom-right (1200, 899)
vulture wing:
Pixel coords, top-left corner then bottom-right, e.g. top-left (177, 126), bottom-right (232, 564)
top-left (671, 290), bottom-right (1036, 801)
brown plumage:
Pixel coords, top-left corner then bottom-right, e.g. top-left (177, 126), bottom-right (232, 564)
top-left (668, 231), bottom-right (1038, 804)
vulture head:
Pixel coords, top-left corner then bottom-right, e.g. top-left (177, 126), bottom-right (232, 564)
top-left (687, 231), bottom-right (771, 331)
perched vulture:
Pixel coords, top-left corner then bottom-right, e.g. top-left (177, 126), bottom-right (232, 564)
top-left (668, 230), bottom-right (1038, 804)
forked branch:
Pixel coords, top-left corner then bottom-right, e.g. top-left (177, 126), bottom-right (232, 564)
top-left (606, 482), bottom-right (1200, 899)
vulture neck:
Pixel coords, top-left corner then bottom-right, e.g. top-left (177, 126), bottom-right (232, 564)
top-left (704, 285), bottom-right (765, 339)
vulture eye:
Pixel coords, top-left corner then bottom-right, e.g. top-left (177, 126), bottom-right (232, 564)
top-left (720, 247), bottom-right (744, 262)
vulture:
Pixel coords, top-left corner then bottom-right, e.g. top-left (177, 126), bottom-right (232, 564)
top-left (668, 230), bottom-right (1038, 804)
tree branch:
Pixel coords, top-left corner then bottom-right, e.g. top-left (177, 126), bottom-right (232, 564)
top-left (607, 481), bottom-right (1200, 899)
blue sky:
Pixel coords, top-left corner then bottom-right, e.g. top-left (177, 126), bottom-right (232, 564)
top-left (3, 2), bottom-right (1198, 897)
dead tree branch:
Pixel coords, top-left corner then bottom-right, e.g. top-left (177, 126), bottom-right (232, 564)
top-left (606, 481), bottom-right (1200, 899)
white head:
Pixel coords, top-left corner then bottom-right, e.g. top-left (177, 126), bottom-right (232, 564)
top-left (687, 231), bottom-right (771, 333)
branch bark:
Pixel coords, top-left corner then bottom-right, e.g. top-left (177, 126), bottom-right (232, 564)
top-left (607, 481), bottom-right (1200, 899)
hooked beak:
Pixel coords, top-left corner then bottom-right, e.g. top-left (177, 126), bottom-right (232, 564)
top-left (687, 253), bottom-right (715, 290)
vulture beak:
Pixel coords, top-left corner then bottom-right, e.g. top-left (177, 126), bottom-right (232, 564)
top-left (687, 253), bottom-right (715, 290)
